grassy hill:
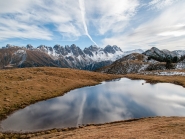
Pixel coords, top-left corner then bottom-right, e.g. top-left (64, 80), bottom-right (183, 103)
top-left (0, 67), bottom-right (122, 121)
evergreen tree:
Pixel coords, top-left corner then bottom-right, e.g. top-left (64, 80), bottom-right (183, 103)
top-left (166, 59), bottom-right (173, 69)
top-left (172, 56), bottom-right (178, 63)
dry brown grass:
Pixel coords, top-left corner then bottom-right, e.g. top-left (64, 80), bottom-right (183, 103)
top-left (123, 74), bottom-right (185, 87)
top-left (31, 117), bottom-right (185, 139)
top-left (1, 68), bottom-right (185, 138)
top-left (1, 117), bottom-right (185, 138)
top-left (0, 67), bottom-right (122, 121)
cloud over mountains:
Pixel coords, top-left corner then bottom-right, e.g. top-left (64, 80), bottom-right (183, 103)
top-left (0, 0), bottom-right (184, 50)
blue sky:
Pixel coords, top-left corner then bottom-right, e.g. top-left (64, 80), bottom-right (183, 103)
top-left (0, 0), bottom-right (185, 50)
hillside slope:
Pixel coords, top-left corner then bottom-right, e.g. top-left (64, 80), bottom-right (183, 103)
top-left (98, 51), bottom-right (185, 74)
top-left (0, 67), bottom-right (122, 121)
top-left (98, 53), bottom-right (168, 74)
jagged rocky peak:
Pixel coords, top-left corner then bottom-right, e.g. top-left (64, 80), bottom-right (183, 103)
top-left (112, 45), bottom-right (122, 52)
top-left (53, 44), bottom-right (61, 50)
top-left (53, 44), bottom-right (68, 55)
top-left (70, 44), bottom-right (85, 57)
top-left (83, 45), bottom-right (100, 57)
top-left (26, 44), bottom-right (33, 50)
top-left (37, 45), bottom-right (53, 53)
top-left (37, 45), bottom-right (47, 51)
top-left (88, 45), bottom-right (99, 51)
top-left (6, 44), bottom-right (14, 48)
top-left (53, 44), bottom-right (85, 57)
top-left (53, 44), bottom-right (62, 51)
top-left (64, 45), bottom-right (71, 53)
top-left (104, 45), bottom-right (121, 54)
top-left (70, 44), bottom-right (77, 48)
top-left (37, 45), bottom-right (47, 49)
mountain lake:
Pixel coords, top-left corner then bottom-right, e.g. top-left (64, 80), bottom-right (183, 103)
top-left (1, 78), bottom-right (185, 132)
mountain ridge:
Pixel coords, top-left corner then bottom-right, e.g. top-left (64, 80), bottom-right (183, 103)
top-left (0, 44), bottom-right (143, 70)
top-left (1, 45), bottom-right (185, 72)
top-left (98, 47), bottom-right (185, 74)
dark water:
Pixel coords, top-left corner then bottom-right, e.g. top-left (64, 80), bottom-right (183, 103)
top-left (1, 78), bottom-right (185, 132)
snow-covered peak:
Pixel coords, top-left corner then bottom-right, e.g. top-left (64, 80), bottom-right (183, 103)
top-left (103, 45), bottom-right (122, 54)
top-left (26, 44), bottom-right (33, 50)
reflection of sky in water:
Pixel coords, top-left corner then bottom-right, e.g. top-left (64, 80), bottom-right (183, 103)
top-left (1, 78), bottom-right (185, 132)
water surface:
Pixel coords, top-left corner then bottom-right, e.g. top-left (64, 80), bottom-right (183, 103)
top-left (1, 78), bottom-right (185, 132)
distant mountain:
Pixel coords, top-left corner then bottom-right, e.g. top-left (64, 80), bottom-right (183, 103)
top-left (35, 44), bottom-right (124, 70)
top-left (143, 47), bottom-right (185, 62)
top-left (0, 47), bottom-right (57, 69)
top-left (98, 47), bottom-right (185, 74)
top-left (97, 53), bottom-right (167, 74)
top-left (0, 44), bottom-right (143, 70)
top-left (1, 45), bottom-right (184, 72)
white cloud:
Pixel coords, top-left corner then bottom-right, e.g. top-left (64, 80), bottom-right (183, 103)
top-left (0, 0), bottom-right (184, 50)
top-left (148, 0), bottom-right (178, 10)
top-left (85, 0), bottom-right (139, 35)
top-left (0, 0), bottom-right (140, 45)
top-left (0, 0), bottom-right (32, 13)
top-left (158, 31), bottom-right (185, 37)
top-left (0, 0), bottom-right (85, 41)
top-left (103, 0), bottom-right (185, 51)
top-left (0, 17), bottom-right (52, 40)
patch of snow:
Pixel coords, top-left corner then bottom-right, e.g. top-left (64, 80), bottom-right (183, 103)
top-left (140, 71), bottom-right (185, 76)
top-left (147, 59), bottom-right (158, 64)
top-left (18, 53), bottom-right (27, 66)
top-left (13, 49), bottom-right (27, 66)
top-left (176, 59), bottom-right (185, 69)
top-left (138, 64), bottom-right (149, 72)
top-left (14, 49), bottom-right (26, 55)
top-left (157, 71), bottom-right (185, 76)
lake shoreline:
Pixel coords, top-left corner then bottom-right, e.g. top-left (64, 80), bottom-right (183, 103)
top-left (1, 116), bottom-right (185, 138)
top-left (0, 67), bottom-right (185, 138)
top-left (0, 67), bottom-right (123, 121)
top-left (124, 73), bottom-right (185, 87)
